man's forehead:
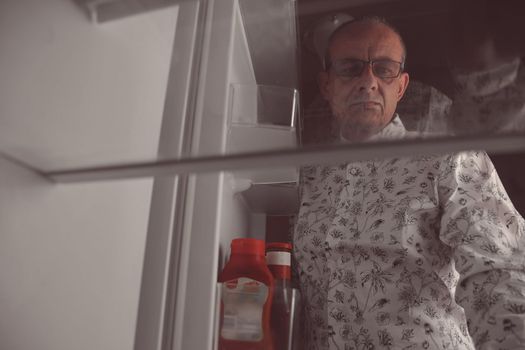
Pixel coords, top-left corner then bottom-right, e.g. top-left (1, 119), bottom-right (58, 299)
top-left (329, 22), bottom-right (404, 58)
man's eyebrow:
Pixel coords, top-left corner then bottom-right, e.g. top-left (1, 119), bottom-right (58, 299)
top-left (334, 57), bottom-right (362, 62)
top-left (334, 56), bottom-right (400, 62)
top-left (369, 55), bottom-right (400, 61)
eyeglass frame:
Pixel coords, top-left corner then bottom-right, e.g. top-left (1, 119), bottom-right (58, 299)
top-left (324, 57), bottom-right (406, 79)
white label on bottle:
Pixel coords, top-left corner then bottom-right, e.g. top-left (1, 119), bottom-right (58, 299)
top-left (266, 251), bottom-right (291, 266)
top-left (220, 277), bottom-right (268, 342)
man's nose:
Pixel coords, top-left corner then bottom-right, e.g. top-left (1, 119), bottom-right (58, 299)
top-left (357, 64), bottom-right (378, 92)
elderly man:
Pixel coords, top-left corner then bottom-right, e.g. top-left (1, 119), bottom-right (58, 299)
top-left (293, 17), bottom-right (525, 349)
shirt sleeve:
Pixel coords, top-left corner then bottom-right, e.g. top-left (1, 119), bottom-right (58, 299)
top-left (437, 151), bottom-right (525, 349)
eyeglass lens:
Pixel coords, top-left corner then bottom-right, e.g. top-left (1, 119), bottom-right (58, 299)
top-left (333, 59), bottom-right (402, 78)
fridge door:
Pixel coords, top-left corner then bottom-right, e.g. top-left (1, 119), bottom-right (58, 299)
top-left (171, 0), bottom-right (299, 349)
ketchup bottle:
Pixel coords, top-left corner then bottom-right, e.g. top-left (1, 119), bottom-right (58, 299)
top-left (266, 242), bottom-right (293, 350)
top-left (218, 238), bottom-right (274, 350)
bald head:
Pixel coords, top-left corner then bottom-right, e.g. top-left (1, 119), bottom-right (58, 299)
top-left (318, 16), bottom-right (410, 141)
top-left (324, 17), bottom-right (406, 70)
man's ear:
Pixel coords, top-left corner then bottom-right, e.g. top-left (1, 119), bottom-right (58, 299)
top-left (318, 71), bottom-right (331, 100)
top-left (396, 72), bottom-right (410, 101)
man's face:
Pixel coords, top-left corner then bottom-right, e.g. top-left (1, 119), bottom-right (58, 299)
top-left (319, 22), bottom-right (409, 141)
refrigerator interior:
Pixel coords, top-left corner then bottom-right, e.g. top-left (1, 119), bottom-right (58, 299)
top-left (1, 0), bottom-right (525, 350)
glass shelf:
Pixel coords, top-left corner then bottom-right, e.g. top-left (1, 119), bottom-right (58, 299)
top-left (40, 132), bottom-right (525, 182)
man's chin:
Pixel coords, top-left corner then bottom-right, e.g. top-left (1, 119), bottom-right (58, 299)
top-left (359, 103), bottom-right (383, 111)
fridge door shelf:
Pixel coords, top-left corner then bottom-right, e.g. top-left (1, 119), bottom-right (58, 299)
top-left (227, 124), bottom-right (298, 161)
top-left (226, 83), bottom-right (299, 193)
top-left (235, 181), bottom-right (299, 215)
top-left (228, 84), bottom-right (298, 130)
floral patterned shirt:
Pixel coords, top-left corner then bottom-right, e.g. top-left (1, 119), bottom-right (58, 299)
top-left (293, 117), bottom-right (525, 350)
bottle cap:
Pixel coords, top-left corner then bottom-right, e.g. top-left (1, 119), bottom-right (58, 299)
top-left (231, 238), bottom-right (265, 256)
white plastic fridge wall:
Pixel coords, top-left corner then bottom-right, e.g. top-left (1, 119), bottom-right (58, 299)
top-left (0, 158), bottom-right (153, 350)
top-left (0, 0), bottom-right (176, 169)
top-left (0, 1), bottom-right (178, 349)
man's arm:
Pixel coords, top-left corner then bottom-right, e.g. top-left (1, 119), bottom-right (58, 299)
top-left (438, 151), bottom-right (525, 349)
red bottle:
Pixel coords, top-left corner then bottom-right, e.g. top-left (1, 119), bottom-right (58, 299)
top-left (266, 242), bottom-right (293, 350)
top-left (218, 238), bottom-right (274, 350)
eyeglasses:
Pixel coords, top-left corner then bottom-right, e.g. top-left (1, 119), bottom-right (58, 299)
top-left (328, 58), bottom-right (404, 79)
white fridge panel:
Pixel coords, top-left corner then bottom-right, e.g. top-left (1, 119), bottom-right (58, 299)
top-left (0, 0), bottom-right (178, 170)
top-left (0, 157), bottom-right (152, 350)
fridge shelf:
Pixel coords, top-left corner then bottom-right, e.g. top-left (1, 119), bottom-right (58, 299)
top-left (227, 83), bottom-right (299, 193)
top-left (234, 181), bottom-right (299, 215)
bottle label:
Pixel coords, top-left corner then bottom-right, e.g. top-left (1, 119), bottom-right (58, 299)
top-left (220, 277), bottom-right (268, 342)
top-left (266, 251), bottom-right (291, 266)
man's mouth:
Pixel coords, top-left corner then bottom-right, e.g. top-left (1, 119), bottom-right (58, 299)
top-left (350, 101), bottom-right (382, 109)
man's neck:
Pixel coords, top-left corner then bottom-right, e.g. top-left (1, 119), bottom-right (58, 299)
top-left (336, 115), bottom-right (404, 142)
